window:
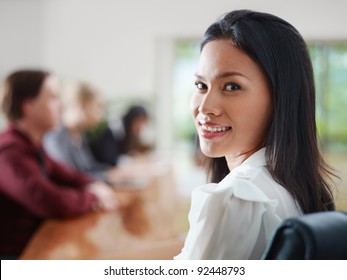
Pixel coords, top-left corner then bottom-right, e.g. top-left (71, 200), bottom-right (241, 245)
top-left (311, 43), bottom-right (347, 151)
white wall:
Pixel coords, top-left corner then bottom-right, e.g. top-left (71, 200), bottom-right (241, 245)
top-left (1, 0), bottom-right (347, 95)
top-left (0, 0), bottom-right (45, 79)
top-left (1, 0), bottom-right (347, 143)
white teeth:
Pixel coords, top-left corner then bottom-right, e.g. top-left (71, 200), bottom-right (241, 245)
top-left (201, 125), bottom-right (231, 132)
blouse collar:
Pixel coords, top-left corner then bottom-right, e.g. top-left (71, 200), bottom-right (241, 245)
top-left (221, 147), bottom-right (267, 183)
top-left (240, 147), bottom-right (267, 168)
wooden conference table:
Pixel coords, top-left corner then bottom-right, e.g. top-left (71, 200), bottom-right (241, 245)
top-left (20, 155), bottom-right (184, 260)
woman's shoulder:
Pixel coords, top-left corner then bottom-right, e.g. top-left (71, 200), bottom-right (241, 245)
top-left (44, 126), bottom-right (76, 157)
top-left (194, 163), bottom-right (286, 206)
top-left (214, 165), bottom-right (279, 204)
top-left (46, 126), bottom-right (76, 145)
top-left (218, 165), bottom-right (300, 216)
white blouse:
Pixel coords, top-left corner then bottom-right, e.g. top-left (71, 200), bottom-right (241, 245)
top-left (175, 148), bottom-right (302, 260)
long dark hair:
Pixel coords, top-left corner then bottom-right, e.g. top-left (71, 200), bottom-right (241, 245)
top-left (121, 105), bottom-right (148, 152)
top-left (1, 70), bottom-right (49, 121)
top-left (201, 10), bottom-right (335, 213)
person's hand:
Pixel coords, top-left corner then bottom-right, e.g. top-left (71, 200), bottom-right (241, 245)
top-left (87, 181), bottom-right (119, 211)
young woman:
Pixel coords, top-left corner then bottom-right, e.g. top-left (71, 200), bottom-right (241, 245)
top-left (175, 10), bottom-right (335, 260)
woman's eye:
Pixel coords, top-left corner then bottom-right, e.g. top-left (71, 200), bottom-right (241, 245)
top-left (224, 83), bottom-right (241, 91)
top-left (195, 81), bottom-right (207, 91)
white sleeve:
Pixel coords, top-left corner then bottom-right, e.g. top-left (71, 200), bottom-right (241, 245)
top-left (205, 196), bottom-right (267, 259)
top-left (175, 180), bottom-right (281, 260)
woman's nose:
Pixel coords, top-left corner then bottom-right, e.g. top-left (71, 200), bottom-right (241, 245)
top-left (197, 90), bottom-right (222, 116)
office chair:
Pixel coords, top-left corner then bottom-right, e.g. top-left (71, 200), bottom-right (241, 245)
top-left (262, 211), bottom-right (347, 260)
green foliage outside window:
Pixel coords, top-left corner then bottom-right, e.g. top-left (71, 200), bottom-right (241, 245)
top-left (310, 44), bottom-right (347, 151)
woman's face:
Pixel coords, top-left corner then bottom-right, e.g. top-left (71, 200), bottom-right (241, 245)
top-left (191, 39), bottom-right (273, 160)
top-left (81, 96), bottom-right (104, 129)
top-left (131, 116), bottom-right (147, 136)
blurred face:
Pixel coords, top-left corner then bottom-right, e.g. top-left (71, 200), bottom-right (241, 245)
top-left (131, 116), bottom-right (147, 136)
top-left (81, 96), bottom-right (104, 129)
top-left (191, 39), bottom-right (273, 162)
top-left (23, 75), bottom-right (61, 132)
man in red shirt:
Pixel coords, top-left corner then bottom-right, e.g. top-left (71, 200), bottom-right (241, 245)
top-left (0, 70), bottom-right (118, 258)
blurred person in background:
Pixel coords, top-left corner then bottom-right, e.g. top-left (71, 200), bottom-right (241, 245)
top-left (44, 81), bottom-right (115, 182)
top-left (88, 104), bottom-right (153, 166)
top-left (0, 70), bottom-right (118, 259)
top-left (175, 10), bottom-right (336, 260)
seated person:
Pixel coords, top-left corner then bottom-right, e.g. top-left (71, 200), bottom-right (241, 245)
top-left (0, 70), bottom-right (118, 258)
top-left (44, 81), bottom-right (113, 182)
top-left (88, 105), bottom-right (153, 166)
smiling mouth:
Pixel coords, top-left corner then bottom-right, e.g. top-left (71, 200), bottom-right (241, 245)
top-left (200, 124), bottom-right (232, 133)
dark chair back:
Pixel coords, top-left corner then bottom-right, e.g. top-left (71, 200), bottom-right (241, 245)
top-left (262, 211), bottom-right (347, 260)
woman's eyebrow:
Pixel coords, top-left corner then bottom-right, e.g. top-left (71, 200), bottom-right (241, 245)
top-left (194, 71), bottom-right (249, 80)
